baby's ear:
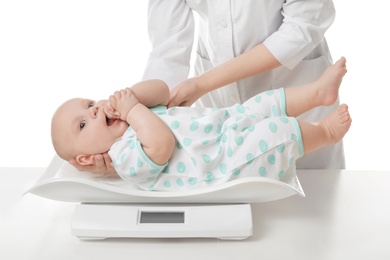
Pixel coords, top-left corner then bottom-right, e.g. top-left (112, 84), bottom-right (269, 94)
top-left (76, 154), bottom-right (96, 166)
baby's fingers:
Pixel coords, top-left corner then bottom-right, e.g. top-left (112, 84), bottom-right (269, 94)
top-left (108, 95), bottom-right (118, 108)
top-left (103, 104), bottom-right (114, 118)
top-left (104, 101), bottom-right (120, 119)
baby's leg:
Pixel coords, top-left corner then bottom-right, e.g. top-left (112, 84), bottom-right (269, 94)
top-left (285, 57), bottom-right (347, 117)
top-left (298, 104), bottom-right (351, 155)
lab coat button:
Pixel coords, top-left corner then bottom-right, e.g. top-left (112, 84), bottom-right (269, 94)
top-left (218, 19), bottom-right (227, 28)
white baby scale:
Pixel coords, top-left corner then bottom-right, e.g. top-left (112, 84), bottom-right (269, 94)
top-left (27, 155), bottom-right (305, 240)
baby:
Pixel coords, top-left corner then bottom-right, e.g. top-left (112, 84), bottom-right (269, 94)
top-left (51, 57), bottom-right (351, 191)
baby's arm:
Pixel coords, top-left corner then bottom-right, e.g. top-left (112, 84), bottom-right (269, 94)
top-left (130, 79), bottom-right (170, 107)
top-left (106, 80), bottom-right (175, 165)
top-left (106, 79), bottom-right (170, 118)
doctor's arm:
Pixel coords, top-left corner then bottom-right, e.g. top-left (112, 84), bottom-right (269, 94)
top-left (168, 44), bottom-right (281, 107)
top-left (142, 0), bottom-right (194, 89)
top-left (263, 0), bottom-right (335, 69)
top-left (168, 0), bottom-right (335, 107)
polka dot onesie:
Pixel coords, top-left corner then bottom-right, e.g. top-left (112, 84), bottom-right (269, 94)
top-left (108, 88), bottom-right (304, 191)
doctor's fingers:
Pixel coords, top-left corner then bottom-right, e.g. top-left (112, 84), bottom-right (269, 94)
top-left (168, 97), bottom-right (194, 108)
top-left (169, 89), bottom-right (196, 107)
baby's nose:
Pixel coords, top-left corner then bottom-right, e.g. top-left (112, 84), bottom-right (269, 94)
top-left (89, 106), bottom-right (99, 118)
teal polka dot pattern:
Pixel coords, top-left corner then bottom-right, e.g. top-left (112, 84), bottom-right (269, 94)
top-left (272, 105), bottom-right (278, 116)
top-left (227, 147), bottom-right (233, 157)
top-left (246, 153), bottom-right (255, 164)
top-left (110, 87), bottom-right (303, 192)
top-left (277, 144), bottom-right (285, 153)
top-left (190, 121), bottom-right (199, 132)
top-left (171, 120), bottom-right (180, 129)
top-left (189, 177), bottom-right (197, 185)
top-left (269, 122), bottom-right (278, 133)
top-left (183, 137), bottom-right (192, 146)
top-left (202, 154), bottom-right (211, 163)
top-left (220, 163), bottom-right (227, 174)
top-left (206, 172), bottom-right (215, 183)
top-left (127, 139), bottom-right (136, 149)
top-left (204, 123), bottom-right (213, 133)
top-left (191, 157), bottom-right (197, 166)
top-left (176, 178), bottom-right (184, 186)
top-left (259, 140), bottom-right (268, 153)
top-left (176, 162), bottom-right (186, 174)
top-left (120, 153), bottom-right (126, 163)
top-left (280, 117), bottom-right (289, 124)
top-left (216, 123), bottom-right (222, 134)
top-left (137, 158), bottom-right (143, 168)
top-left (130, 167), bottom-right (137, 176)
top-left (150, 168), bottom-right (159, 175)
top-left (221, 133), bottom-right (228, 143)
top-left (289, 157), bottom-right (294, 165)
top-left (258, 167), bottom-right (266, 176)
top-left (236, 105), bottom-right (245, 113)
top-left (163, 181), bottom-right (171, 188)
top-left (232, 168), bottom-right (241, 176)
top-left (234, 135), bottom-right (244, 145)
top-left (268, 154), bottom-right (276, 165)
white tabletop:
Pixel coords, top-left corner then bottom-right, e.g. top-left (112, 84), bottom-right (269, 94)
top-left (1, 167), bottom-right (389, 260)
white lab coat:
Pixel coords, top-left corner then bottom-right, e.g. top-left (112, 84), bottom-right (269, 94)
top-left (142, 0), bottom-right (345, 169)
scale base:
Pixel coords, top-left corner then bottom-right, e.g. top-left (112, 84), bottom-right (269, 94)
top-left (72, 203), bottom-right (253, 240)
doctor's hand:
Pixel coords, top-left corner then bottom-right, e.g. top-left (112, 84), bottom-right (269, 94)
top-left (168, 77), bottom-right (207, 107)
top-left (69, 153), bottom-right (116, 175)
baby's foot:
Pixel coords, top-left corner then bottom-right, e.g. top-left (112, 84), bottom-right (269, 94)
top-left (320, 104), bottom-right (352, 144)
top-left (315, 57), bottom-right (347, 106)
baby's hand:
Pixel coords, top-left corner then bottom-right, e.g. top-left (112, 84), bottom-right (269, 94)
top-left (105, 88), bottom-right (139, 121)
top-left (104, 102), bottom-right (120, 119)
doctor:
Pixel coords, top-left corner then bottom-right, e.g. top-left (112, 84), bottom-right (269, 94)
top-left (142, 0), bottom-right (344, 169)
top-left (70, 0), bottom-right (344, 173)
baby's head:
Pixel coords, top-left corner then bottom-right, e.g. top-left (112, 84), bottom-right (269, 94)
top-left (51, 98), bottom-right (129, 165)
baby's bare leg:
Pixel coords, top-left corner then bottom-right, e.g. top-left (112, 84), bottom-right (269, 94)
top-left (298, 104), bottom-right (351, 155)
top-left (285, 57), bottom-right (347, 117)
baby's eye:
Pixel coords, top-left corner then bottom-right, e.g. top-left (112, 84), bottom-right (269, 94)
top-left (80, 120), bottom-right (86, 130)
top-left (88, 102), bottom-right (94, 108)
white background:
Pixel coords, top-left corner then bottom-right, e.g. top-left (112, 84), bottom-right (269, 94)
top-left (0, 1), bottom-right (388, 170)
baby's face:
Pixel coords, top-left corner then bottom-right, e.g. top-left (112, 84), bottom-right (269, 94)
top-left (52, 98), bottom-right (129, 160)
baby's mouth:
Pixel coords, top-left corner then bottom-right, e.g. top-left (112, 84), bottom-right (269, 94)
top-left (106, 116), bottom-right (116, 126)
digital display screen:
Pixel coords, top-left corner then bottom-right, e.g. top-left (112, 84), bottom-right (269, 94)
top-left (139, 212), bottom-right (185, 224)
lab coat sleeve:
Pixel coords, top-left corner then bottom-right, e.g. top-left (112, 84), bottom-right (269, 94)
top-left (263, 0), bottom-right (335, 70)
top-left (142, 0), bottom-right (195, 89)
